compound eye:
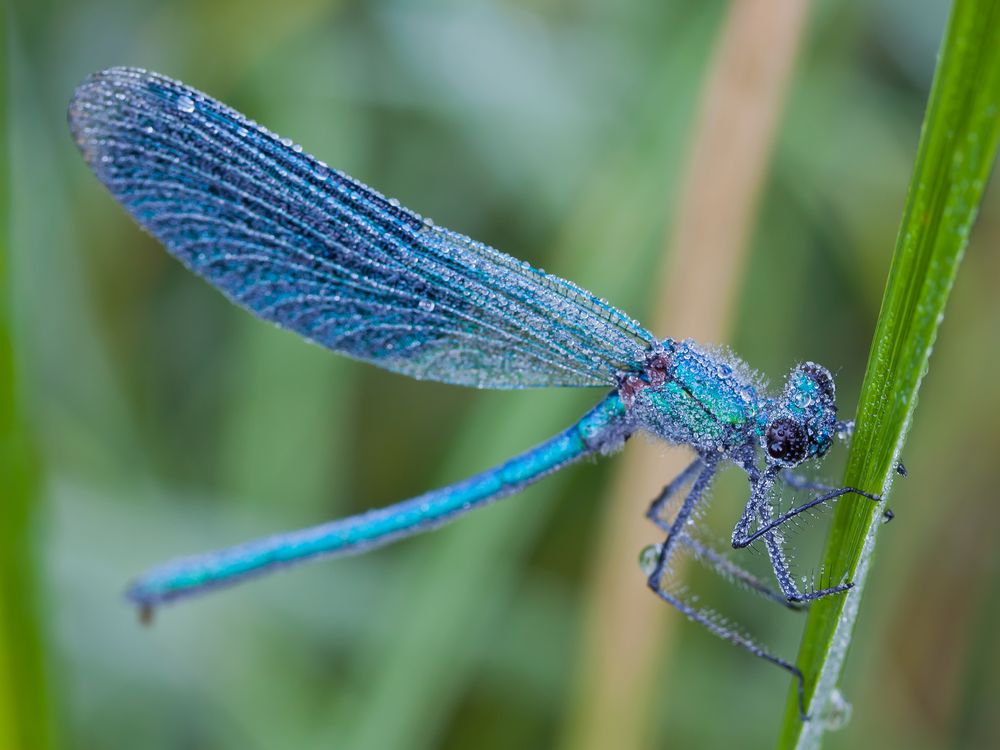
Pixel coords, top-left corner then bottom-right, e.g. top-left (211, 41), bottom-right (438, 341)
top-left (799, 362), bottom-right (835, 401)
top-left (765, 418), bottom-right (808, 464)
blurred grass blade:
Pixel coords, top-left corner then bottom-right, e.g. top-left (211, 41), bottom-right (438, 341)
top-left (0, 10), bottom-right (51, 749)
top-left (778, 0), bottom-right (1000, 746)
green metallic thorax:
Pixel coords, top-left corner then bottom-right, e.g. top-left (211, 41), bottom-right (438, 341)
top-left (630, 339), bottom-right (763, 452)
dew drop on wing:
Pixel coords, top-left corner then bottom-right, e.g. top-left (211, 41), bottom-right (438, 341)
top-left (176, 95), bottom-right (195, 113)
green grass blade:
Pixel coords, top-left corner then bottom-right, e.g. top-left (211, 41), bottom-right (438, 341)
top-left (777, 1), bottom-right (1000, 746)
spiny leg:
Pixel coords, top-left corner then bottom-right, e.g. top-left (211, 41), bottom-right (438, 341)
top-left (646, 455), bottom-right (718, 592)
top-left (645, 456), bottom-right (809, 719)
top-left (730, 462), bottom-right (774, 550)
top-left (738, 478), bottom-right (852, 604)
top-left (646, 457), bottom-right (702, 532)
top-left (678, 534), bottom-right (802, 610)
top-left (759, 519), bottom-right (850, 603)
top-left (646, 458), bottom-right (796, 608)
top-left (782, 471), bottom-right (893, 523)
top-left (649, 585), bottom-right (808, 719)
top-left (737, 485), bottom-right (881, 548)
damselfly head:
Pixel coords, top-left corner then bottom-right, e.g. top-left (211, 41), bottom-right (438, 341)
top-left (761, 362), bottom-right (838, 467)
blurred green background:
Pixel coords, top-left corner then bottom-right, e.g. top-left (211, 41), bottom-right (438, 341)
top-left (4, 0), bottom-right (999, 748)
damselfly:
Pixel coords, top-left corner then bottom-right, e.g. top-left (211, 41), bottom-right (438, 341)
top-left (69, 67), bottom-right (882, 717)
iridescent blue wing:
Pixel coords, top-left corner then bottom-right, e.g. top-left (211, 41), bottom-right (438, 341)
top-left (69, 68), bottom-right (656, 388)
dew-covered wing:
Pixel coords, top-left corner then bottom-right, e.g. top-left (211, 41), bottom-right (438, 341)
top-left (68, 68), bottom-right (656, 388)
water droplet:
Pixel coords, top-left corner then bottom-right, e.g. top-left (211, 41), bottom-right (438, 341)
top-left (820, 688), bottom-right (852, 731)
top-left (423, 216), bottom-right (435, 227)
top-left (638, 544), bottom-right (661, 576)
top-left (177, 95), bottom-right (195, 113)
top-left (418, 300), bottom-right (435, 313)
top-left (716, 363), bottom-right (732, 378)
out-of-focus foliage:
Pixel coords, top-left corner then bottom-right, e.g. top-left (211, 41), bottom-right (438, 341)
top-left (2, 2), bottom-right (51, 747)
top-left (5, 0), bottom-right (998, 748)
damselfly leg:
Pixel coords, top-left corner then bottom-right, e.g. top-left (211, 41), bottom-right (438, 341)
top-left (646, 458), bottom-right (797, 609)
top-left (782, 471), bottom-right (894, 524)
top-left (736, 484), bottom-right (881, 550)
top-left (644, 455), bottom-right (809, 719)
